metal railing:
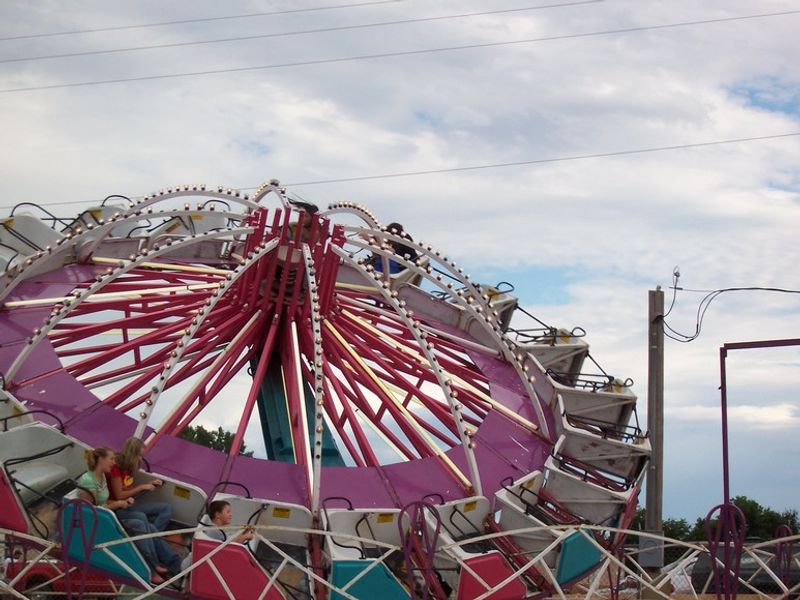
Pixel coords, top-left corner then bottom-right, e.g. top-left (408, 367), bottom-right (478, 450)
top-left (2, 525), bottom-right (799, 599)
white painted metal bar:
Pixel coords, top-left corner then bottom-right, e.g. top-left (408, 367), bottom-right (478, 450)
top-left (302, 243), bottom-right (325, 516)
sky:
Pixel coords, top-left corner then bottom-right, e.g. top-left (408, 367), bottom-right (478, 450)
top-left (1, 0), bottom-right (799, 523)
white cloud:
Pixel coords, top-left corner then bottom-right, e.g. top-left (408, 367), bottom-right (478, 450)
top-left (667, 402), bottom-right (800, 428)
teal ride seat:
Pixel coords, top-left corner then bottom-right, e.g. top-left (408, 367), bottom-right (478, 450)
top-left (330, 560), bottom-right (408, 600)
top-left (555, 530), bottom-right (602, 584)
top-left (61, 501), bottom-right (150, 584)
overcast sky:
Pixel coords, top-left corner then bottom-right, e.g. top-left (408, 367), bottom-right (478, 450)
top-left (1, 0), bottom-right (798, 523)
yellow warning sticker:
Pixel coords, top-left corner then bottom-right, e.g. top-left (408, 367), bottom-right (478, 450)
top-left (90, 209), bottom-right (103, 219)
top-left (191, 214), bottom-right (203, 220)
top-left (376, 513), bottom-right (394, 524)
top-left (173, 486), bottom-right (191, 500)
top-left (272, 507), bottom-right (291, 519)
top-left (463, 501), bottom-right (477, 512)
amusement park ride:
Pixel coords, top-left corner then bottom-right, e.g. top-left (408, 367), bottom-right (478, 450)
top-left (0, 180), bottom-right (655, 598)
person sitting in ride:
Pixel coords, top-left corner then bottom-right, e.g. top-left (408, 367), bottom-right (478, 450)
top-left (201, 500), bottom-right (255, 544)
top-left (180, 500), bottom-right (255, 572)
top-left (76, 446), bottom-right (133, 511)
top-left (77, 446), bottom-right (178, 584)
top-left (108, 437), bottom-right (171, 531)
top-left (108, 437), bottom-right (182, 581)
top-left (287, 200), bottom-right (320, 243)
top-left (369, 222), bottom-right (418, 274)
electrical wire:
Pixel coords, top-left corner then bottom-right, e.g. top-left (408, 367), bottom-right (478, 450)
top-left (3, 8), bottom-right (799, 94)
top-left (280, 132), bottom-right (800, 186)
top-left (0, 0), bottom-right (406, 42)
top-left (662, 279), bottom-right (800, 344)
top-left (1, 131), bottom-right (797, 211)
top-left (0, 2), bottom-right (602, 65)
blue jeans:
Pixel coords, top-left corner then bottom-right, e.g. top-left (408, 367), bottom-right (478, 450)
top-left (117, 502), bottom-right (172, 531)
top-left (121, 516), bottom-right (182, 576)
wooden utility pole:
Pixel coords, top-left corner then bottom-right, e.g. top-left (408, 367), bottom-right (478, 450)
top-left (645, 288), bottom-right (664, 540)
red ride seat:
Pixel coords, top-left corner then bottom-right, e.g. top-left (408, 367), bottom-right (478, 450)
top-left (456, 551), bottom-right (527, 600)
top-left (190, 537), bottom-right (285, 600)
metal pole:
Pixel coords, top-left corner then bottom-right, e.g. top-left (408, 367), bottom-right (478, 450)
top-left (719, 347), bottom-right (730, 505)
top-left (645, 288), bottom-right (664, 534)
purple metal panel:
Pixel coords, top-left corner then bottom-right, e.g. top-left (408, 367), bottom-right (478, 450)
top-left (0, 339), bottom-right (63, 382)
top-left (381, 456), bottom-right (466, 506)
top-left (64, 403), bottom-right (138, 450)
top-left (320, 466), bottom-right (396, 509)
top-left (0, 307), bottom-right (53, 345)
top-left (468, 350), bottom-right (557, 437)
top-left (7, 264), bottom-right (98, 288)
top-left (13, 370), bottom-right (98, 425)
top-left (471, 412), bottom-right (550, 497)
top-left (227, 454), bottom-right (308, 505)
top-left (469, 351), bottom-right (527, 397)
top-left (3, 265), bottom-right (97, 303)
top-left (148, 435), bottom-right (227, 496)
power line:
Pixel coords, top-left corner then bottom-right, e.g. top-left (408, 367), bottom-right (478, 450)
top-left (0, 1), bottom-right (602, 65)
top-left (663, 284), bottom-right (800, 344)
top-left (2, 131), bottom-right (797, 211)
top-left (282, 132), bottom-right (800, 186)
top-left (0, 0), bottom-right (405, 42)
top-left (2, 8), bottom-right (798, 94)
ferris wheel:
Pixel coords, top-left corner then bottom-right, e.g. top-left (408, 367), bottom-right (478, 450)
top-left (0, 181), bottom-right (650, 599)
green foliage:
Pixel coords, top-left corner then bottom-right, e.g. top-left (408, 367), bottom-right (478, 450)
top-left (635, 496), bottom-right (798, 542)
top-left (180, 425), bottom-right (254, 457)
top-left (731, 495), bottom-right (799, 540)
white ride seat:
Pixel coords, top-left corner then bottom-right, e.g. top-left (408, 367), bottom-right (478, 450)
top-left (555, 395), bottom-right (650, 484)
top-left (494, 471), bottom-right (559, 567)
top-left (10, 462), bottom-right (69, 504)
top-left (324, 507), bottom-right (402, 560)
top-left (0, 215), bottom-right (64, 254)
top-left (554, 380), bottom-right (637, 429)
top-left (542, 436), bottom-right (633, 527)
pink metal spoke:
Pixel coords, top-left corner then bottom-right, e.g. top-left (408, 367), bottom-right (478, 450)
top-left (332, 323), bottom-right (461, 444)
top-left (322, 349), bottom-right (418, 462)
top-left (49, 301), bottom-right (205, 346)
top-left (101, 308), bottom-right (250, 408)
top-left (226, 314), bottom-right (281, 460)
top-left (322, 326), bottom-right (439, 460)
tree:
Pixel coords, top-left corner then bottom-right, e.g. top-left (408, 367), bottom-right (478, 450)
top-left (684, 496), bottom-right (800, 542)
top-left (180, 425), bottom-right (254, 457)
top-left (631, 508), bottom-right (694, 541)
top-left (631, 496), bottom-right (800, 542)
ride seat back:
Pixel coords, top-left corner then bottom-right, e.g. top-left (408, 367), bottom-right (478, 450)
top-left (190, 534), bottom-right (284, 600)
top-left (215, 493), bottom-right (313, 547)
top-left (431, 496), bottom-right (490, 542)
top-left (60, 494), bottom-right (151, 585)
top-left (324, 508), bottom-right (402, 561)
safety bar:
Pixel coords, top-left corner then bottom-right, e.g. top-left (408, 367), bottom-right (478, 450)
top-left (563, 412), bottom-right (643, 443)
top-left (1, 409), bottom-right (65, 432)
top-left (3, 441), bottom-right (74, 469)
top-left (550, 452), bottom-right (633, 492)
top-left (321, 496), bottom-right (365, 559)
